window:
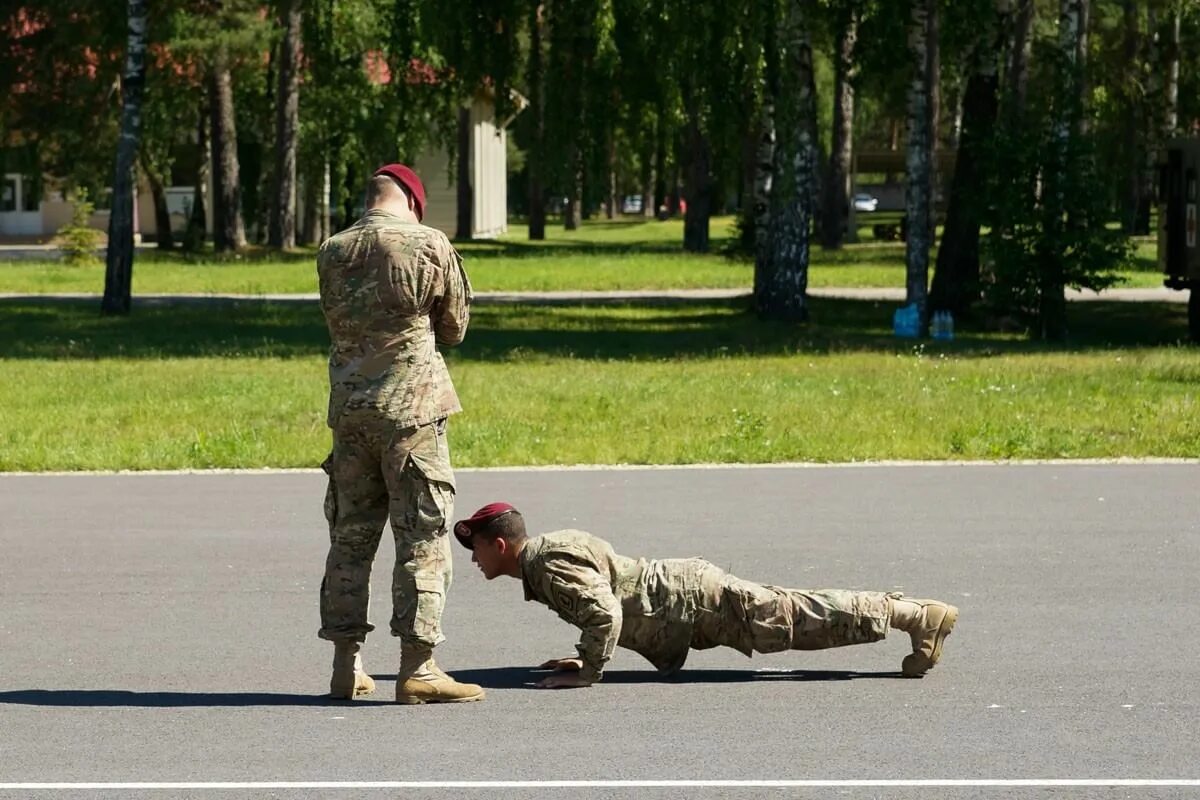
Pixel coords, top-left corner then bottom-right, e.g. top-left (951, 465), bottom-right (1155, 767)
top-left (1, 178), bottom-right (15, 212)
top-left (21, 177), bottom-right (40, 211)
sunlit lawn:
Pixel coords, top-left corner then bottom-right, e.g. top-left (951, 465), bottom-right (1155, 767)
top-left (1, 297), bottom-right (1195, 471)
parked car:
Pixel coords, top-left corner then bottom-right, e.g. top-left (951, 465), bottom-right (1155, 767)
top-left (853, 193), bottom-right (879, 212)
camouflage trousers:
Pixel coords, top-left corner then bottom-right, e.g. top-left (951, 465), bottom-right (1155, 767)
top-left (691, 561), bottom-right (894, 656)
top-left (318, 416), bottom-right (456, 647)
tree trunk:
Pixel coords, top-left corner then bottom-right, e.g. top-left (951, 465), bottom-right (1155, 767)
top-left (752, 101), bottom-right (776, 300)
top-left (299, 154), bottom-right (328, 245)
top-left (269, 0), bottom-right (301, 249)
top-left (755, 0), bottom-right (814, 321)
top-left (342, 161), bottom-right (357, 230)
top-left (300, 168), bottom-right (317, 246)
top-left (654, 112), bottom-right (667, 218)
top-left (905, 0), bottom-right (934, 328)
top-left (183, 105), bottom-right (209, 252)
top-left (102, 0), bottom-right (147, 316)
top-left (1073, 0), bottom-right (1091, 138)
top-left (1162, 6), bottom-right (1180, 137)
top-left (926, 0), bottom-right (941, 240)
top-left (1135, 5), bottom-right (1182, 236)
top-left (805, 52), bottom-right (824, 243)
top-left (1007, 0), bottom-right (1035, 124)
top-left (527, 1), bottom-right (546, 240)
top-left (930, 0), bottom-right (1007, 316)
top-left (320, 158), bottom-right (331, 241)
top-left (682, 102), bottom-right (712, 253)
top-left (1039, 0), bottom-right (1089, 342)
top-left (580, 169), bottom-right (591, 220)
top-left (640, 132), bottom-right (655, 219)
top-left (821, 1), bottom-right (857, 250)
top-left (144, 158), bottom-right (174, 250)
top-left (605, 129), bottom-right (617, 219)
top-left (564, 143), bottom-right (583, 230)
top-left (456, 106), bottom-right (472, 239)
top-left (738, 118), bottom-right (760, 253)
top-left (948, 84), bottom-right (964, 149)
top-left (209, 47), bottom-right (246, 253)
top-left (1121, 0), bottom-right (1143, 234)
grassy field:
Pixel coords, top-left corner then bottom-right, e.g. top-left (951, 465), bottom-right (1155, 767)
top-left (0, 216), bottom-right (1166, 294)
top-left (1, 297), bottom-right (1195, 471)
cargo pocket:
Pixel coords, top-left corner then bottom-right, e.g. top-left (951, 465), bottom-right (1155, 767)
top-left (406, 419), bottom-right (456, 491)
top-left (412, 575), bottom-right (446, 643)
top-left (718, 578), bottom-right (793, 656)
top-left (737, 582), bottom-right (794, 654)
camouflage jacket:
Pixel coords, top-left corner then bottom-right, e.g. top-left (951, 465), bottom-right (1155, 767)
top-left (519, 530), bottom-right (704, 683)
top-left (317, 210), bottom-right (472, 429)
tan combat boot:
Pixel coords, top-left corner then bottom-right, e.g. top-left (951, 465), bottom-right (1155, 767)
top-left (329, 640), bottom-right (376, 699)
top-left (889, 596), bottom-right (959, 677)
top-left (396, 645), bottom-right (485, 705)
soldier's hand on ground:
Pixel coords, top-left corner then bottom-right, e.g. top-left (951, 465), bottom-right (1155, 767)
top-left (534, 673), bottom-right (594, 689)
top-left (537, 657), bottom-right (584, 672)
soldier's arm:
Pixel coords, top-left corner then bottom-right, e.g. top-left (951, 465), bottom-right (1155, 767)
top-left (430, 236), bottom-right (472, 347)
top-left (539, 563), bottom-right (623, 685)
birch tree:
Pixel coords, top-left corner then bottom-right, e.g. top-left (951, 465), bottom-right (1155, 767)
top-left (904, 0), bottom-right (934, 327)
top-left (209, 45), bottom-right (246, 252)
top-left (820, 0), bottom-right (859, 250)
top-left (268, 0), bottom-right (302, 249)
top-left (101, 0), bottom-right (147, 316)
top-left (755, 0), bottom-right (816, 321)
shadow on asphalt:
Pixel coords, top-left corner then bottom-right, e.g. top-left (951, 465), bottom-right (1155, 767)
top-left (414, 666), bottom-right (903, 689)
top-left (0, 689), bottom-right (395, 708)
top-left (0, 668), bottom-right (902, 706)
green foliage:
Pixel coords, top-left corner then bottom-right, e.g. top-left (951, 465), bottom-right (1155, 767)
top-left (982, 124), bottom-right (1130, 339)
top-left (0, 1), bottom-right (125, 194)
top-left (55, 189), bottom-right (102, 267)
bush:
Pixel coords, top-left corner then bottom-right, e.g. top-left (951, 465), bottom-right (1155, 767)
top-left (56, 190), bottom-right (103, 267)
top-left (981, 124), bottom-right (1129, 340)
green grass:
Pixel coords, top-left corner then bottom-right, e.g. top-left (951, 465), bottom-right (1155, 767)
top-left (1, 297), bottom-right (1195, 471)
top-left (0, 218), bottom-right (1167, 294)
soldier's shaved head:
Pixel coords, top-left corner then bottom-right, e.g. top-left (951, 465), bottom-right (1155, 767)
top-left (365, 174), bottom-right (418, 221)
top-left (475, 510), bottom-right (527, 546)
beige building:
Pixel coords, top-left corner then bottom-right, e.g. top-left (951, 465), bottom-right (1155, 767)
top-left (0, 90), bottom-right (520, 244)
top-left (416, 91), bottom-right (520, 240)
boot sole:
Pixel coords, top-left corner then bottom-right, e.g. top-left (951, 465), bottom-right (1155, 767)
top-left (396, 692), bottom-right (485, 705)
top-left (902, 604), bottom-right (958, 677)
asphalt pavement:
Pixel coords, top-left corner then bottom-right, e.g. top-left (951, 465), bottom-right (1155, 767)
top-left (1, 463), bottom-right (1198, 799)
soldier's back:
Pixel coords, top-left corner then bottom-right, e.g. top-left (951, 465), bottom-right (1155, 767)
top-left (317, 210), bottom-right (461, 429)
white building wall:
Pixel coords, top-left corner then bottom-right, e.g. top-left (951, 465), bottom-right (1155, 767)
top-left (470, 96), bottom-right (508, 239)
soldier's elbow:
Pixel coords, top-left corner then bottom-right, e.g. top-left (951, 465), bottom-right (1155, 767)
top-left (436, 328), bottom-right (466, 347)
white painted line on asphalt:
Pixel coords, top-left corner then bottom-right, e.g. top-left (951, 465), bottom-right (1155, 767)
top-left (2, 458), bottom-right (1198, 477)
top-left (3, 779), bottom-right (1200, 790)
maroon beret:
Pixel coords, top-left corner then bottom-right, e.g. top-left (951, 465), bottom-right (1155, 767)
top-left (453, 502), bottom-right (517, 549)
top-left (373, 163), bottom-right (426, 221)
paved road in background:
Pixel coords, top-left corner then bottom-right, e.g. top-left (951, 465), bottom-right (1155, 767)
top-left (2, 464), bottom-right (1198, 799)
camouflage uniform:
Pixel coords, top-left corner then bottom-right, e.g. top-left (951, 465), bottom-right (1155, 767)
top-left (316, 209), bottom-right (472, 647)
top-left (519, 530), bottom-right (895, 682)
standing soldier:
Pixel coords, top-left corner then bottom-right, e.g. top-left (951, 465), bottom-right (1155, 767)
top-left (316, 164), bottom-right (483, 705)
top-left (453, 503), bottom-right (958, 687)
